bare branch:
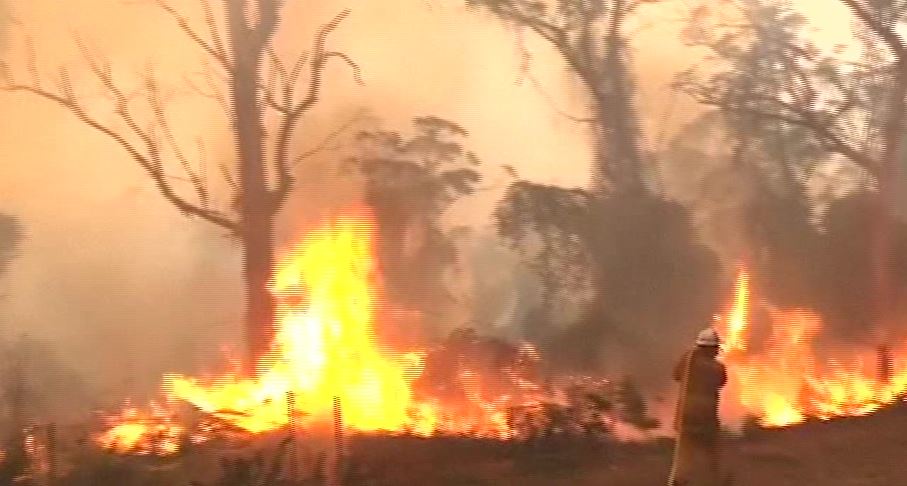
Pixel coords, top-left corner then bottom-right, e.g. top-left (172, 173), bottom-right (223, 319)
top-left (287, 50), bottom-right (311, 88)
top-left (0, 56), bottom-right (238, 231)
top-left (182, 61), bottom-right (230, 116)
top-left (292, 111), bottom-right (364, 167)
top-left (695, 90), bottom-right (877, 171)
top-left (269, 9), bottom-right (356, 208)
top-left (291, 9), bottom-right (355, 117)
top-left (322, 52), bottom-right (363, 86)
top-left (147, 68), bottom-right (211, 209)
top-left (220, 162), bottom-right (238, 193)
top-left (266, 45), bottom-right (288, 83)
top-left (526, 66), bottom-right (595, 123)
top-left (156, 0), bottom-right (232, 72)
top-left (24, 35), bottom-right (40, 89)
top-left (73, 35), bottom-right (160, 166)
top-left (840, 0), bottom-right (907, 62)
top-left (200, 0), bottom-right (228, 63)
top-left (479, 3), bottom-right (602, 100)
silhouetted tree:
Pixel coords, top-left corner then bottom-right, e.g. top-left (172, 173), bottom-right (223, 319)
top-left (677, 0), bottom-right (907, 337)
top-left (495, 183), bottom-right (722, 384)
top-left (347, 117), bottom-right (482, 335)
top-left (468, 0), bottom-right (665, 194)
top-left (0, 1), bottom-right (362, 366)
top-left (671, 0), bottom-right (825, 307)
top-left (470, 1), bottom-right (721, 384)
top-left (494, 181), bottom-right (593, 323)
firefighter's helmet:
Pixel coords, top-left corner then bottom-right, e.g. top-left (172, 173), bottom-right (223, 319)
top-left (695, 327), bottom-right (721, 347)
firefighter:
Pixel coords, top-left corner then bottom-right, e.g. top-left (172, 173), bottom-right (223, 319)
top-left (668, 327), bottom-right (727, 486)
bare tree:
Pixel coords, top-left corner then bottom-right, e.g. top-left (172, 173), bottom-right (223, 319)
top-left (0, 1), bottom-right (362, 367)
top-left (467, 0), bottom-right (663, 195)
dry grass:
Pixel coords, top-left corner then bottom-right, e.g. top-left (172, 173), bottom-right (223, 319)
top-left (345, 401), bottom-right (907, 485)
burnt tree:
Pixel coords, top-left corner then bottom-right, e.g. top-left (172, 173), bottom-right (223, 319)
top-left (0, 1), bottom-right (361, 366)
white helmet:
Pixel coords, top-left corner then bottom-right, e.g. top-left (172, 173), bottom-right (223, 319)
top-left (695, 327), bottom-right (721, 347)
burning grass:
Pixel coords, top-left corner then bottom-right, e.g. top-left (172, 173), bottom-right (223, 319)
top-left (717, 268), bottom-right (907, 428)
top-left (93, 206), bottom-right (632, 458)
top-left (8, 211), bottom-right (907, 484)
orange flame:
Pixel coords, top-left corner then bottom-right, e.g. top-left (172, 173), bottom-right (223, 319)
top-left (717, 267), bottom-right (907, 427)
top-left (97, 402), bottom-right (184, 455)
top-left (97, 207), bottom-right (543, 454)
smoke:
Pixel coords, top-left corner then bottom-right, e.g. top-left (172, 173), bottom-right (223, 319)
top-left (0, 0), bottom-right (863, 433)
top-left (0, 0), bottom-right (597, 404)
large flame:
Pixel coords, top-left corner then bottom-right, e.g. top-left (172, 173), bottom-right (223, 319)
top-left (97, 207), bottom-right (543, 455)
top-left (717, 267), bottom-right (907, 427)
top-left (166, 210), bottom-right (426, 435)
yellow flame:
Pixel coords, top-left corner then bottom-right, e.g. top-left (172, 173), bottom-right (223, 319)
top-left (718, 266), bottom-right (907, 428)
top-left (97, 403), bottom-right (183, 455)
top-left (722, 267), bottom-right (749, 355)
top-left (165, 210), bottom-right (425, 434)
top-left (97, 206), bottom-right (543, 454)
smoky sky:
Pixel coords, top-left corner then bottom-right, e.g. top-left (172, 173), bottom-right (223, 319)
top-left (0, 0), bottom-right (856, 401)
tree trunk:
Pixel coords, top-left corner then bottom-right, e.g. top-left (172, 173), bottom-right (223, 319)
top-left (595, 1), bottom-right (643, 196)
top-left (226, 1), bottom-right (277, 368)
top-left (871, 54), bottom-right (907, 343)
top-left (242, 218), bottom-right (275, 370)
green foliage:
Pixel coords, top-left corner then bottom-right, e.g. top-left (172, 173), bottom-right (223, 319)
top-left (494, 177), bottom-right (722, 384)
top-left (494, 182), bottom-right (594, 313)
top-left (676, 0), bottom-right (832, 180)
top-left (676, 0), bottom-right (907, 177)
top-left (347, 116), bottom-right (481, 326)
top-left (674, 0), bottom-right (907, 343)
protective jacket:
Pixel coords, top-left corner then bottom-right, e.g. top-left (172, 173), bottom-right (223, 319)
top-left (668, 347), bottom-right (727, 486)
top-left (673, 348), bottom-right (726, 441)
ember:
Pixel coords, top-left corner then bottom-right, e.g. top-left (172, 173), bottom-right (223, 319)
top-left (717, 268), bottom-right (907, 427)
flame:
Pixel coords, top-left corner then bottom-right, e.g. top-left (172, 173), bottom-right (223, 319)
top-left (97, 402), bottom-right (184, 455)
top-left (717, 267), bottom-right (907, 427)
top-left (166, 211), bottom-right (423, 435)
top-left (97, 207), bottom-right (544, 454)
top-left (723, 267), bottom-right (749, 354)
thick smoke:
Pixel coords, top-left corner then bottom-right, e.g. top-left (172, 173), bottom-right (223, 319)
top-left (0, 0), bottom-right (593, 407)
top-left (0, 0), bottom-right (866, 431)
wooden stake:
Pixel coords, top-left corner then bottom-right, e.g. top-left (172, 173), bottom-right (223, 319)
top-left (286, 391), bottom-right (297, 482)
top-left (46, 423), bottom-right (56, 486)
top-left (327, 396), bottom-right (344, 486)
top-left (878, 344), bottom-right (893, 385)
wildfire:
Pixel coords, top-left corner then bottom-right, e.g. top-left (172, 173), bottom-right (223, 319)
top-left (717, 267), bottom-right (907, 427)
top-left (97, 207), bottom-right (544, 454)
top-left (97, 402), bottom-right (184, 455)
